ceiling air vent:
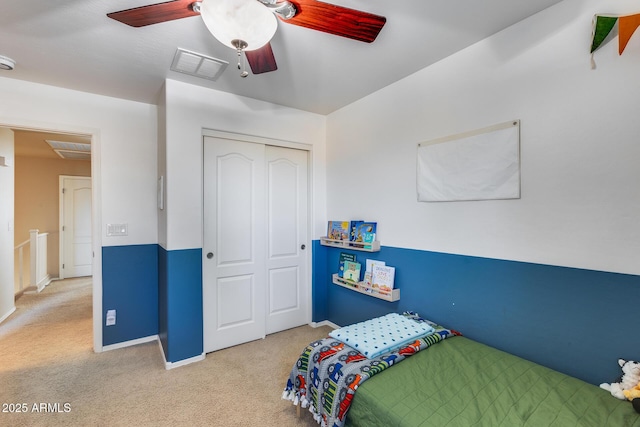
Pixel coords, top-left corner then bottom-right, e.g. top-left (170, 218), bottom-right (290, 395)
top-left (53, 150), bottom-right (91, 160)
top-left (46, 140), bottom-right (91, 160)
top-left (170, 48), bottom-right (228, 81)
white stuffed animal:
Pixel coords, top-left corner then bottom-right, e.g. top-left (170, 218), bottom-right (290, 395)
top-left (600, 359), bottom-right (640, 400)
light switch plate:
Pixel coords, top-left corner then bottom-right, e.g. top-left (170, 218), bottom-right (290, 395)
top-left (106, 223), bottom-right (128, 237)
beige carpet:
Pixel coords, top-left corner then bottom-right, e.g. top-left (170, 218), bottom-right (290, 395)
top-left (0, 278), bottom-right (332, 426)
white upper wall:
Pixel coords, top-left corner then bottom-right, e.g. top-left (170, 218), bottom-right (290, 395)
top-left (0, 77), bottom-right (158, 248)
top-left (0, 128), bottom-right (15, 321)
top-left (163, 79), bottom-right (327, 251)
top-left (326, 0), bottom-right (640, 275)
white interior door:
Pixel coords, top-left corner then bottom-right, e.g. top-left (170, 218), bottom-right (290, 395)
top-left (266, 146), bottom-right (308, 334)
top-left (60, 176), bottom-right (92, 278)
top-left (203, 137), bottom-right (267, 353)
top-left (203, 136), bottom-right (309, 353)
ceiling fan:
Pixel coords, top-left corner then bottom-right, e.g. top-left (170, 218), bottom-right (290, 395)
top-left (107, 0), bottom-right (386, 77)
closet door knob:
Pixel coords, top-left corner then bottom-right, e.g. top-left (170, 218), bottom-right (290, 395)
top-left (206, 252), bottom-right (214, 259)
top-left (300, 244), bottom-right (306, 250)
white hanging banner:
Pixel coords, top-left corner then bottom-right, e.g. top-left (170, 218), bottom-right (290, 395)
top-left (417, 120), bottom-right (520, 202)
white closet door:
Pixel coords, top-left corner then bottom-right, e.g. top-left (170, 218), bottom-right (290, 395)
top-left (203, 137), bottom-right (266, 352)
top-left (265, 146), bottom-right (309, 334)
top-left (203, 136), bottom-right (310, 353)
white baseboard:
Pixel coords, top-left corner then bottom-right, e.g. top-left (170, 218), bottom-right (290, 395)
top-left (102, 334), bottom-right (159, 352)
top-left (0, 306), bottom-right (16, 325)
top-left (310, 320), bottom-right (340, 329)
top-left (36, 274), bottom-right (53, 292)
top-left (101, 335), bottom-right (204, 370)
top-left (23, 275), bottom-right (53, 294)
top-left (157, 339), bottom-right (205, 370)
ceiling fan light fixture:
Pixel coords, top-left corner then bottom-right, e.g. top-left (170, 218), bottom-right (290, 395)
top-left (200, 0), bottom-right (277, 51)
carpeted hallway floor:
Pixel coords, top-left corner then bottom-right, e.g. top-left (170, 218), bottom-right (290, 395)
top-left (0, 278), bottom-right (331, 426)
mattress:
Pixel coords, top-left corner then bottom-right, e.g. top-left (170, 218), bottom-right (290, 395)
top-left (345, 336), bottom-right (640, 426)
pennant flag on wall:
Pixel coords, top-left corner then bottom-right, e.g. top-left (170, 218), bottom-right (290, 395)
top-left (591, 12), bottom-right (640, 69)
top-left (591, 12), bottom-right (640, 55)
top-left (591, 15), bottom-right (618, 53)
top-left (619, 13), bottom-right (640, 54)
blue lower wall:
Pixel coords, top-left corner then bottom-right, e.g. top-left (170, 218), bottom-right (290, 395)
top-left (312, 242), bottom-right (640, 385)
top-left (102, 245), bottom-right (159, 346)
top-left (158, 247), bottom-right (169, 353)
top-left (312, 240), bottom-right (329, 322)
top-left (102, 244), bottom-right (203, 364)
top-left (158, 246), bottom-right (203, 363)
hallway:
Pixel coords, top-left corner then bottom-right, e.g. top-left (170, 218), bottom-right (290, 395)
top-left (1, 277), bottom-right (93, 362)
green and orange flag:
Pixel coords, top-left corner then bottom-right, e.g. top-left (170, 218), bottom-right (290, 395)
top-left (591, 12), bottom-right (640, 55)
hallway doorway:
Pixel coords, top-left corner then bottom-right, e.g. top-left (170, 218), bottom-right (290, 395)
top-left (13, 129), bottom-right (93, 291)
top-left (1, 126), bottom-right (96, 349)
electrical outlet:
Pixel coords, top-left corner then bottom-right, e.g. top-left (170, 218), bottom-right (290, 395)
top-left (106, 309), bottom-right (116, 326)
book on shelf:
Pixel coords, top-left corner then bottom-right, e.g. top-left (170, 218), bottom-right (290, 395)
top-left (327, 221), bottom-right (350, 240)
top-left (363, 259), bottom-right (386, 286)
top-left (338, 252), bottom-right (357, 278)
top-left (348, 220), bottom-right (364, 242)
top-left (372, 264), bottom-right (395, 294)
top-left (343, 261), bottom-right (362, 283)
top-left (351, 221), bottom-right (377, 249)
top-left (363, 271), bottom-right (372, 288)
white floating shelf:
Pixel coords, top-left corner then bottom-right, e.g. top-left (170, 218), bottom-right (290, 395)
top-left (320, 237), bottom-right (380, 252)
top-left (332, 274), bottom-right (400, 302)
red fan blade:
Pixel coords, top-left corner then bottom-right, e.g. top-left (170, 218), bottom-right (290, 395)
top-left (285, 0), bottom-right (386, 43)
top-left (245, 43), bottom-right (278, 74)
top-left (107, 0), bottom-right (199, 27)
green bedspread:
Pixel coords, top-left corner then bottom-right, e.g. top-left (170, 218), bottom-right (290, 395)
top-left (345, 336), bottom-right (640, 427)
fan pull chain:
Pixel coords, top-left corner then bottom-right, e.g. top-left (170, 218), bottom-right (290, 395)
top-left (238, 50), bottom-right (249, 78)
top-left (232, 39), bottom-right (249, 78)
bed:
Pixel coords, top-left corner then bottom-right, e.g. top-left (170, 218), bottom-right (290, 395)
top-left (283, 312), bottom-right (640, 427)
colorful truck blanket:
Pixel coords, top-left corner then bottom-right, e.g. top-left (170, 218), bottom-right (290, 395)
top-left (282, 312), bottom-right (460, 427)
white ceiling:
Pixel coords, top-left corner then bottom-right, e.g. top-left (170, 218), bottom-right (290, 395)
top-left (0, 0), bottom-right (564, 115)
